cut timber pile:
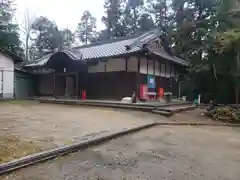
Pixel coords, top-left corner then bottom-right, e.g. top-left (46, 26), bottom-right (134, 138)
top-left (205, 105), bottom-right (240, 123)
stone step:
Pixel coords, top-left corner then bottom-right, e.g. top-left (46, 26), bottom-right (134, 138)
top-left (157, 105), bottom-right (197, 113)
top-left (152, 109), bottom-right (173, 117)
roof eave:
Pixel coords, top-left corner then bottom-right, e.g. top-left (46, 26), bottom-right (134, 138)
top-left (148, 50), bottom-right (189, 67)
top-left (0, 48), bottom-right (23, 63)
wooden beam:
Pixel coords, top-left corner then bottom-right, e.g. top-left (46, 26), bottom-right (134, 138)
top-left (76, 73), bottom-right (79, 99)
top-left (165, 62), bottom-right (167, 78)
top-left (53, 73), bottom-right (56, 98)
top-left (146, 57), bottom-right (149, 75)
top-left (136, 56), bottom-right (141, 98)
top-left (159, 61), bottom-right (161, 77)
top-left (170, 63), bottom-right (172, 78)
top-left (125, 57), bottom-right (128, 71)
top-left (153, 59), bottom-right (156, 76)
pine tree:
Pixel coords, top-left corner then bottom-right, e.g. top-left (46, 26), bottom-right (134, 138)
top-left (76, 11), bottom-right (97, 44)
top-left (0, 0), bottom-right (22, 56)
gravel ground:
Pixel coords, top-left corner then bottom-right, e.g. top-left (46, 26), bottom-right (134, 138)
top-left (0, 101), bottom-right (160, 163)
top-left (2, 125), bottom-right (240, 180)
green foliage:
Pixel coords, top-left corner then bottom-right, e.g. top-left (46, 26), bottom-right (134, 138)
top-left (212, 107), bottom-right (238, 122)
top-left (30, 16), bottom-right (74, 59)
top-left (76, 11), bottom-right (97, 44)
top-left (0, 0), bottom-right (23, 57)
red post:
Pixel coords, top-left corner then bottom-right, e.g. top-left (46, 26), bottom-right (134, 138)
top-left (158, 88), bottom-right (164, 98)
top-left (82, 89), bottom-right (86, 100)
top-left (140, 84), bottom-right (148, 100)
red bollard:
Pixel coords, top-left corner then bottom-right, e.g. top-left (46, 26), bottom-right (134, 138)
top-left (158, 88), bottom-right (164, 99)
top-left (82, 89), bottom-right (86, 100)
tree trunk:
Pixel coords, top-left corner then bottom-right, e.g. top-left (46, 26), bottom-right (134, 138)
top-left (85, 19), bottom-right (88, 44)
top-left (133, 8), bottom-right (137, 33)
top-left (236, 52), bottom-right (240, 104)
top-left (25, 33), bottom-right (30, 61)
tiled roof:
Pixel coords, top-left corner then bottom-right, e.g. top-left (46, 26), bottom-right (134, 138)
top-left (25, 49), bottom-right (83, 67)
top-left (75, 37), bottom-right (140, 60)
top-left (149, 49), bottom-right (189, 66)
top-left (0, 48), bottom-right (23, 62)
top-left (24, 29), bottom-right (189, 67)
top-left (25, 37), bottom-right (140, 67)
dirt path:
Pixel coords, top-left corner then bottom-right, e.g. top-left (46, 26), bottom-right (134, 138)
top-left (2, 125), bottom-right (240, 180)
top-left (0, 101), bottom-right (160, 163)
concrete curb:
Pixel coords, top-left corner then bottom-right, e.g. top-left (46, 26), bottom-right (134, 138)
top-left (152, 105), bottom-right (197, 117)
top-left (37, 99), bottom-right (192, 112)
top-left (0, 123), bottom-right (158, 176)
top-left (157, 122), bottom-right (240, 127)
top-left (170, 105), bottom-right (197, 113)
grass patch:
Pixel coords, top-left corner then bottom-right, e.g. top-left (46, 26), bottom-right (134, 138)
top-left (0, 135), bottom-right (41, 163)
top-left (0, 100), bottom-right (38, 106)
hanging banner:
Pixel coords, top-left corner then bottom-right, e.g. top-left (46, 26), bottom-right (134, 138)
top-left (147, 75), bottom-right (156, 89)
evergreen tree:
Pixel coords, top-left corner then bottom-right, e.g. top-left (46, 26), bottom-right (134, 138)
top-left (102, 0), bottom-right (123, 38)
top-left (76, 11), bottom-right (97, 44)
top-left (0, 0), bottom-right (23, 56)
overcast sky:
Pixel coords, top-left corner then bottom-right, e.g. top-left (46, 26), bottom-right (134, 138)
top-left (15, 0), bottom-right (106, 31)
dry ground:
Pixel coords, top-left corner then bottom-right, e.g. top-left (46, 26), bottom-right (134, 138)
top-left (169, 108), bottom-right (219, 124)
top-left (0, 101), bottom-right (160, 163)
top-left (3, 125), bottom-right (240, 180)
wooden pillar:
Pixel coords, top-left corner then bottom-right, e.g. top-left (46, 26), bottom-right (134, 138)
top-left (125, 57), bottom-right (128, 72)
top-left (146, 57), bottom-right (149, 75)
top-left (136, 56), bottom-right (141, 99)
top-left (165, 62), bottom-right (167, 78)
top-left (53, 73), bottom-right (56, 98)
top-left (65, 75), bottom-right (67, 97)
top-left (178, 80), bottom-right (181, 98)
top-left (76, 73), bottom-right (79, 99)
top-left (153, 59), bottom-right (156, 76)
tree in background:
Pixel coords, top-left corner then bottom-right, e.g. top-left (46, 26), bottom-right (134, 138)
top-left (20, 9), bottom-right (36, 61)
top-left (31, 16), bottom-right (61, 57)
top-left (60, 29), bottom-right (74, 48)
top-left (127, 0), bottom-right (144, 33)
top-left (146, 0), bottom-right (169, 32)
top-left (30, 16), bottom-right (74, 59)
top-left (102, 0), bottom-right (123, 38)
top-left (0, 0), bottom-right (23, 57)
top-left (215, 0), bottom-right (240, 104)
top-left (76, 11), bottom-right (97, 44)
top-left (137, 13), bottom-right (155, 32)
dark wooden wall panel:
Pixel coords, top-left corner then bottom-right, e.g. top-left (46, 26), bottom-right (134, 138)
top-left (85, 72), bottom-right (136, 100)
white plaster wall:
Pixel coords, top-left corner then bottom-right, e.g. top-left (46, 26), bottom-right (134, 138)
top-left (155, 60), bottom-right (160, 76)
top-left (160, 63), bottom-right (166, 77)
top-left (88, 58), bottom-right (126, 73)
top-left (86, 56), bottom-right (174, 79)
top-left (166, 63), bottom-right (171, 78)
top-left (106, 58), bottom-right (125, 72)
top-left (0, 53), bottom-right (14, 98)
top-left (171, 65), bottom-right (175, 77)
top-left (140, 57), bottom-right (147, 74)
top-left (176, 70), bottom-right (179, 78)
top-left (88, 61), bottom-right (105, 73)
top-left (127, 56), bottom-right (138, 72)
top-left (147, 59), bottom-right (154, 75)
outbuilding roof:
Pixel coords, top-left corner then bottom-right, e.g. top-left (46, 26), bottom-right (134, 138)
top-left (25, 29), bottom-right (189, 67)
top-left (0, 48), bottom-right (23, 63)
